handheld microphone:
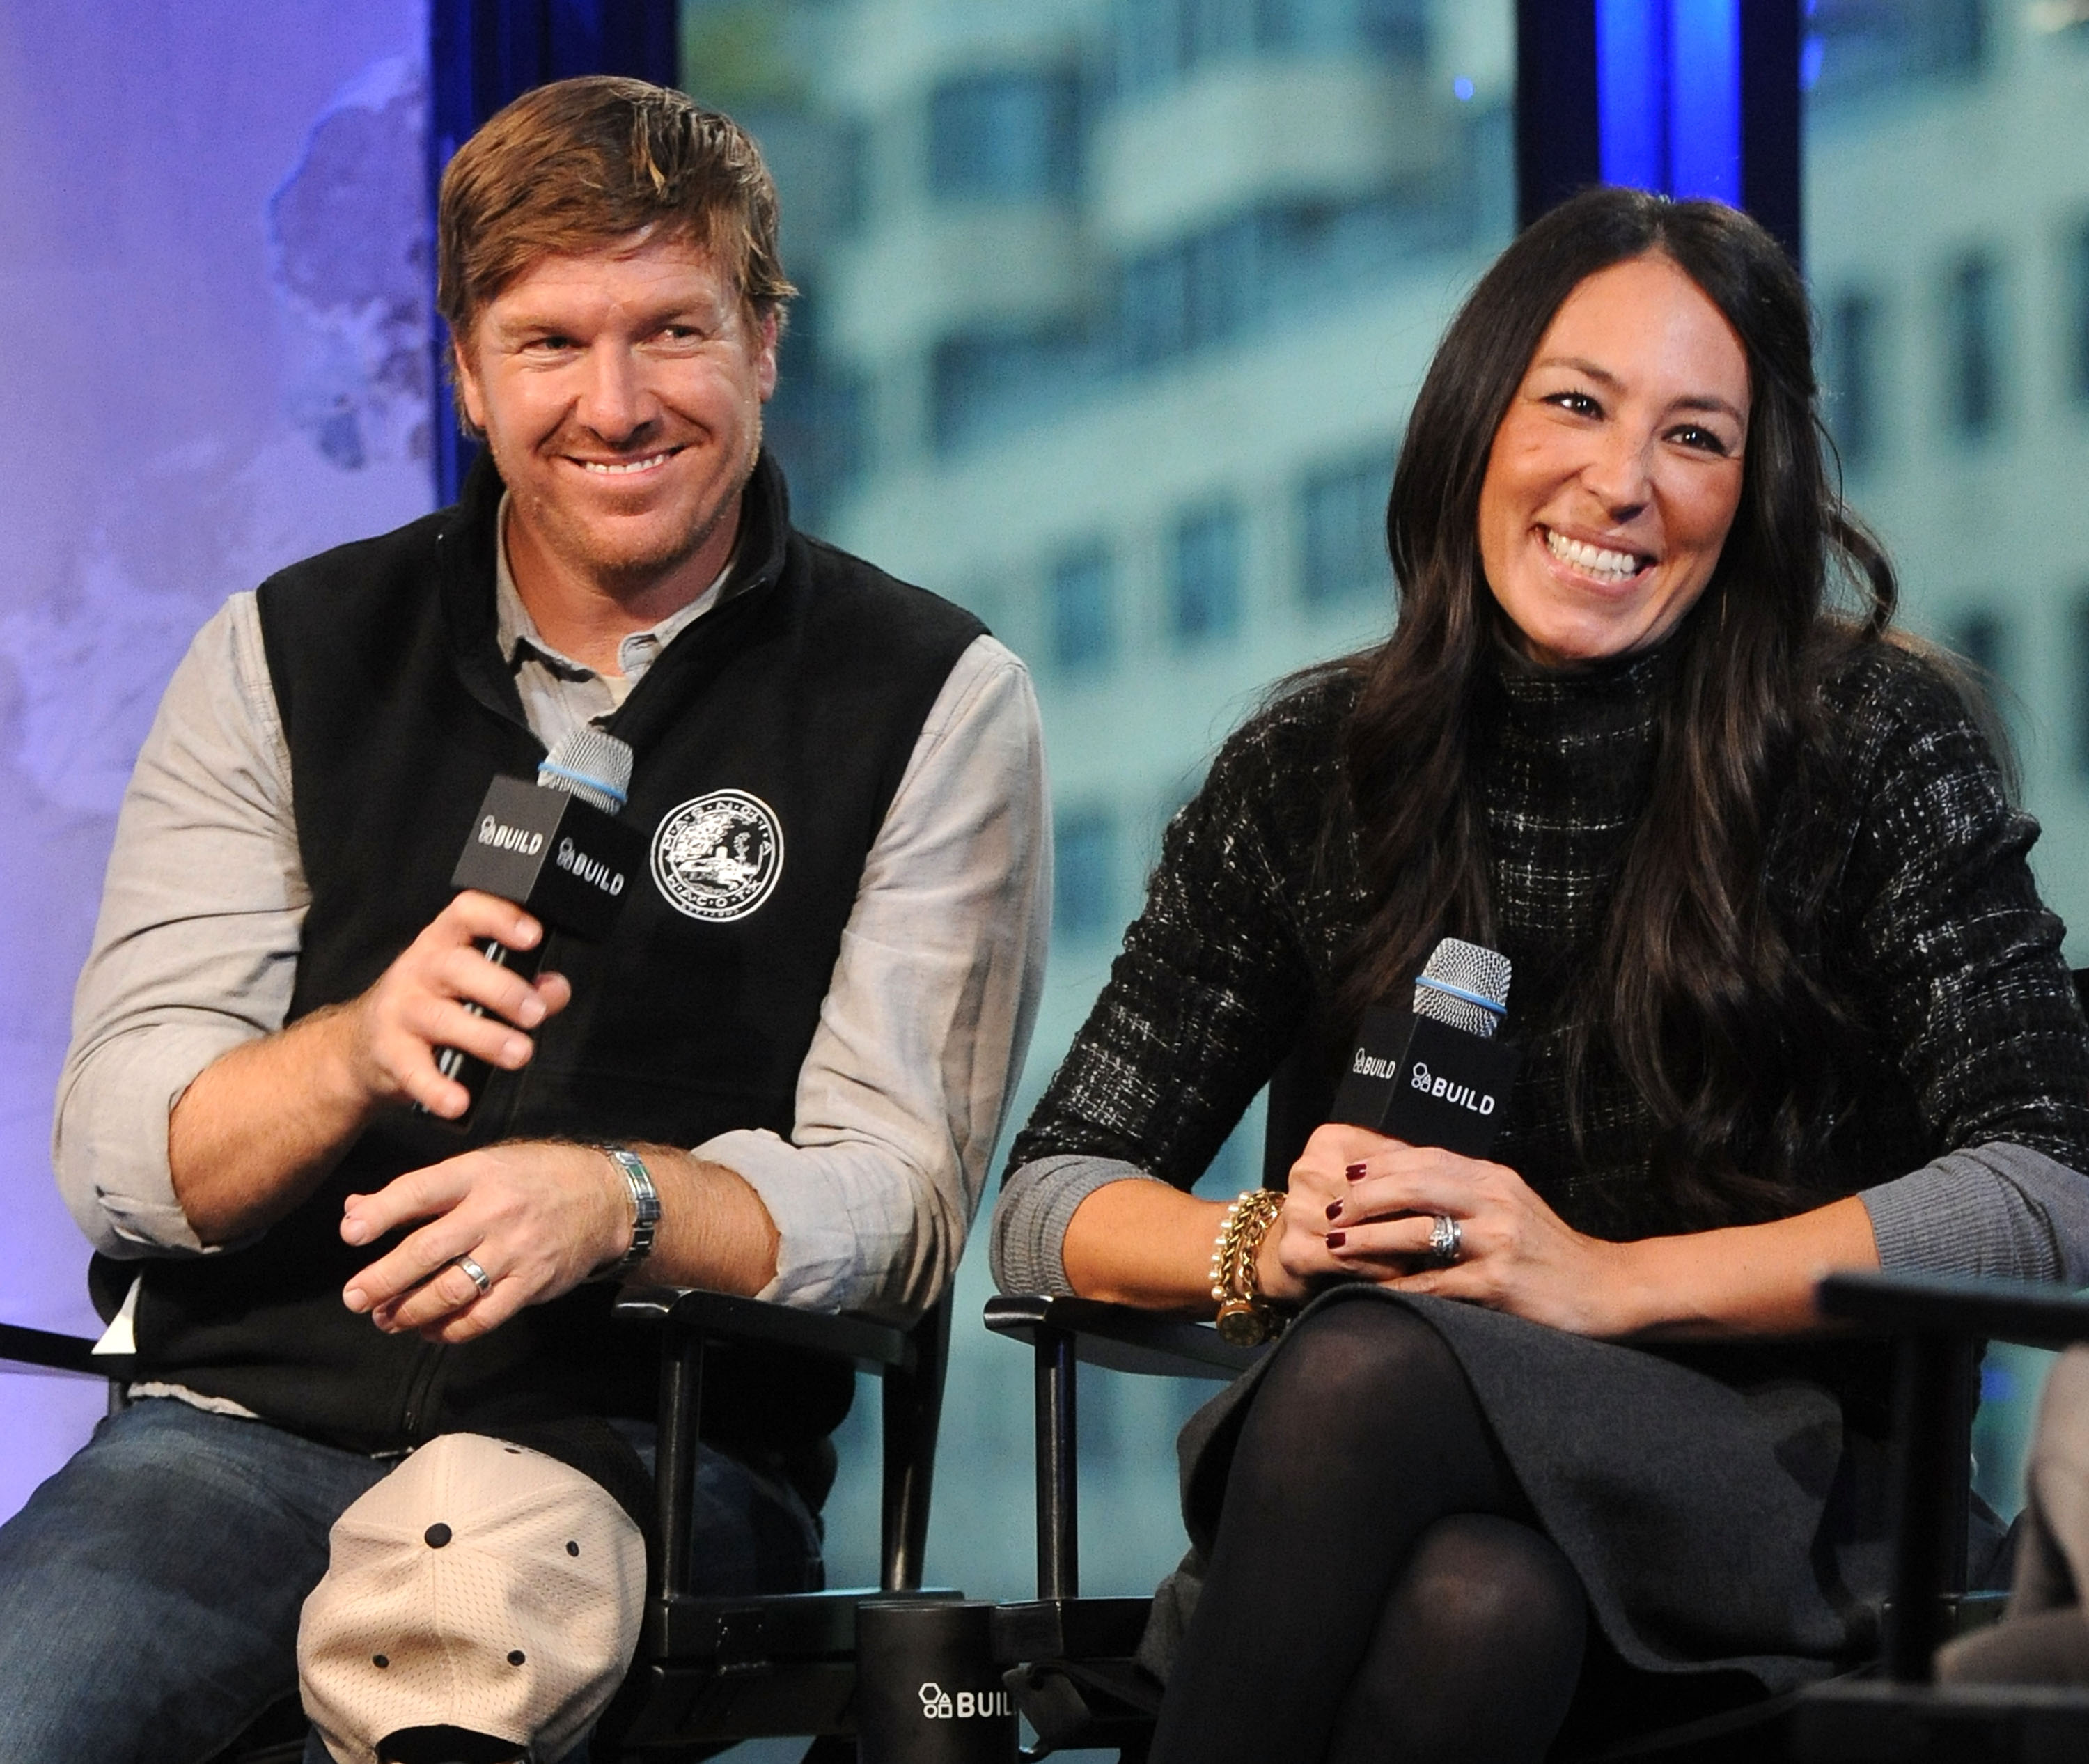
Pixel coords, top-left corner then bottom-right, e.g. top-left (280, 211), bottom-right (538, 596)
top-left (430, 728), bottom-right (646, 1113)
top-left (1328, 937), bottom-right (1520, 1158)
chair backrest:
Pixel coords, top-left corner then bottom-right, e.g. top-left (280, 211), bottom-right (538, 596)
top-left (1262, 1036), bottom-right (1338, 1189)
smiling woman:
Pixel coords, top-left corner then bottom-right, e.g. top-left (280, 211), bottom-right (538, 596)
top-left (1476, 253), bottom-right (1748, 667)
top-left (989, 185), bottom-right (2089, 1763)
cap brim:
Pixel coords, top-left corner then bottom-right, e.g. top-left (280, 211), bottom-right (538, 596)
top-left (378, 1724), bottom-right (526, 1764)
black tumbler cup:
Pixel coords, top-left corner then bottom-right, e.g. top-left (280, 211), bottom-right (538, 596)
top-left (856, 1598), bottom-right (1017, 1764)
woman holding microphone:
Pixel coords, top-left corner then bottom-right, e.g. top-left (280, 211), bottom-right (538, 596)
top-left (992, 188), bottom-right (2089, 1761)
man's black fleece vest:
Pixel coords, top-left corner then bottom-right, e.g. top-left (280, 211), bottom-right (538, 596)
top-left (100, 451), bottom-right (983, 1462)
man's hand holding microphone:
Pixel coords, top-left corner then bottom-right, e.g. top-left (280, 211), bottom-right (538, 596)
top-left (166, 730), bottom-right (784, 1345)
top-left (334, 728), bottom-right (675, 1341)
top-left (341, 889), bottom-right (572, 1123)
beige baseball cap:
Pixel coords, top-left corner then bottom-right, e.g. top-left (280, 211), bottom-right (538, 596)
top-left (299, 1432), bottom-right (646, 1764)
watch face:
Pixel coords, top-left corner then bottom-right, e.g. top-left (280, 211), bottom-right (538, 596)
top-left (1216, 1304), bottom-right (1267, 1348)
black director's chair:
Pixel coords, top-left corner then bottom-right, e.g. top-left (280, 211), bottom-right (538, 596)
top-left (597, 1284), bottom-right (957, 1760)
top-left (1787, 1271), bottom-right (2089, 1763)
top-left (978, 1278), bottom-right (2019, 1764)
top-left (983, 1295), bottom-right (1262, 1761)
top-left (0, 1286), bottom-right (956, 1764)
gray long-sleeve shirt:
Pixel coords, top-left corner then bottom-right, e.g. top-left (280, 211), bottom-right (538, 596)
top-left (56, 549), bottom-right (1051, 1324)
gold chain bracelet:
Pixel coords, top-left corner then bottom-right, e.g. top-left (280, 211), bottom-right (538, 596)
top-left (1210, 1188), bottom-right (1288, 1347)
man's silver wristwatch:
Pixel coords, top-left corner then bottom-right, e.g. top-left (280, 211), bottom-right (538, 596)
top-left (595, 1144), bottom-right (661, 1281)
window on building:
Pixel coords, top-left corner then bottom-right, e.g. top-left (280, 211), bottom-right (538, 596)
top-left (1055, 808), bottom-right (1118, 939)
top-left (1184, 0), bottom-right (1257, 64)
top-left (763, 291), bottom-right (864, 531)
top-left (1803, 0), bottom-right (1985, 101)
top-left (1299, 451), bottom-right (1393, 608)
top-left (1051, 544), bottom-right (1115, 672)
top-left (1116, 192), bottom-right (1476, 380)
top-left (1952, 606), bottom-right (2019, 756)
top-left (2069, 219), bottom-right (2089, 407)
top-left (1822, 288), bottom-right (1882, 475)
top-left (1952, 607), bottom-right (2007, 681)
top-left (1172, 503), bottom-right (1244, 643)
top-left (1121, 247), bottom-right (1190, 366)
top-left (1186, 215), bottom-right (1260, 348)
top-left (1120, 0), bottom-right (1427, 88)
top-left (1121, 214), bottom-right (1266, 368)
top-left (1115, 0), bottom-right (1183, 93)
top-left (930, 328), bottom-right (1090, 453)
top-left (1943, 253), bottom-right (2004, 441)
top-left (928, 70), bottom-right (1079, 200)
top-left (1253, 0), bottom-right (1304, 49)
top-left (2073, 593), bottom-right (2089, 779)
top-left (1352, 0), bottom-right (1429, 60)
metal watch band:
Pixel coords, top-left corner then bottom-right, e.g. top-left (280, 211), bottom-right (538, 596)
top-left (597, 1144), bottom-right (660, 1281)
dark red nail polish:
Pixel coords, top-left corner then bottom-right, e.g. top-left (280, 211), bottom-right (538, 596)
top-left (1345, 1162), bottom-right (1368, 1182)
top-left (1326, 1231), bottom-right (1347, 1249)
top-left (1325, 1201), bottom-right (1343, 1221)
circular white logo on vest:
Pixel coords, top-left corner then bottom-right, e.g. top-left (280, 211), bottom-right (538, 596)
top-left (651, 790), bottom-right (784, 921)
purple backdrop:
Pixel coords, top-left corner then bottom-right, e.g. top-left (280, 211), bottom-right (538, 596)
top-left (0, 0), bottom-right (436, 1518)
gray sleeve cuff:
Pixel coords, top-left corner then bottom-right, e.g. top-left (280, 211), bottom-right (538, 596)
top-left (991, 1155), bottom-right (1166, 1295)
top-left (1860, 1142), bottom-right (2089, 1284)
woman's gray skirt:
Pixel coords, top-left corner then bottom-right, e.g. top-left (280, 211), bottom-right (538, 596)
top-left (1138, 1285), bottom-right (2000, 1696)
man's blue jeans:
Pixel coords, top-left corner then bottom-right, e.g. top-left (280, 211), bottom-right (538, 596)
top-left (0, 1397), bottom-right (822, 1763)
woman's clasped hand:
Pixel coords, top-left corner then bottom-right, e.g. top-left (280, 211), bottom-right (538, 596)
top-left (1269, 1125), bottom-right (1637, 1337)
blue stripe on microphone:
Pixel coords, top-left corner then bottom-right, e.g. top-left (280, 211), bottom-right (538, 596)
top-left (1414, 975), bottom-right (1507, 1017)
top-left (538, 762), bottom-right (627, 808)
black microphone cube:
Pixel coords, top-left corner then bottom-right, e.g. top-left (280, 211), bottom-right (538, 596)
top-left (1329, 1006), bottom-right (1521, 1159)
top-left (450, 776), bottom-right (646, 943)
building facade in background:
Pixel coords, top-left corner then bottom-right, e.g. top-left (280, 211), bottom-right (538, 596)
top-left (1804, 0), bottom-right (2089, 1506)
top-left (686, 0), bottom-right (2089, 1599)
top-left (682, 0), bottom-right (1517, 1600)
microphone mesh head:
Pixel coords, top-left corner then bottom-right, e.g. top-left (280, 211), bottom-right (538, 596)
top-left (537, 728), bottom-right (634, 815)
top-left (1412, 937), bottom-right (1512, 1039)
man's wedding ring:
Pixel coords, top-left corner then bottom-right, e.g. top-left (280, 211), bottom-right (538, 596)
top-left (453, 1254), bottom-right (494, 1295)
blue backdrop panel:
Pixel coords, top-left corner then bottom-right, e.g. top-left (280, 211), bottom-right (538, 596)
top-left (1519, 0), bottom-right (1799, 263)
top-left (428, 0), bottom-right (681, 504)
top-left (0, 0), bottom-right (434, 1523)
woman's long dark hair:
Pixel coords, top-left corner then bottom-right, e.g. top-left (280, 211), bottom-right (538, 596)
top-left (1342, 185), bottom-right (1897, 1226)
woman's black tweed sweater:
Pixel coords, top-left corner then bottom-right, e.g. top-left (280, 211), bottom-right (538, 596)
top-left (1005, 637), bottom-right (2089, 1689)
top-left (1009, 638), bottom-right (2089, 1249)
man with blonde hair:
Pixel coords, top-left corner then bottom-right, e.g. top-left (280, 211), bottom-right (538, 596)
top-left (0, 77), bottom-right (1047, 1764)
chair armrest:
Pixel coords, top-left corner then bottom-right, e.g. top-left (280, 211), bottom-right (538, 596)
top-left (1817, 1272), bottom-right (2089, 1350)
top-left (1812, 1272), bottom-right (2080, 1683)
top-left (615, 1286), bottom-right (912, 1373)
top-left (983, 1294), bottom-right (1266, 1381)
top-left (987, 1294), bottom-right (1263, 1604)
top-left (0, 1322), bottom-right (132, 1381)
top-left (618, 1287), bottom-right (947, 1605)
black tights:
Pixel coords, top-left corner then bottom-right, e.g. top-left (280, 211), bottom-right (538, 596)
top-left (1149, 1301), bottom-right (1588, 1764)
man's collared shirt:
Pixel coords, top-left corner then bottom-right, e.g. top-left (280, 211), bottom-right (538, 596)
top-left (492, 492), bottom-right (735, 740)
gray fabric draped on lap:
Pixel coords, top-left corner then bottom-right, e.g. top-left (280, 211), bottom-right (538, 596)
top-left (1135, 1285), bottom-right (1996, 1696)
